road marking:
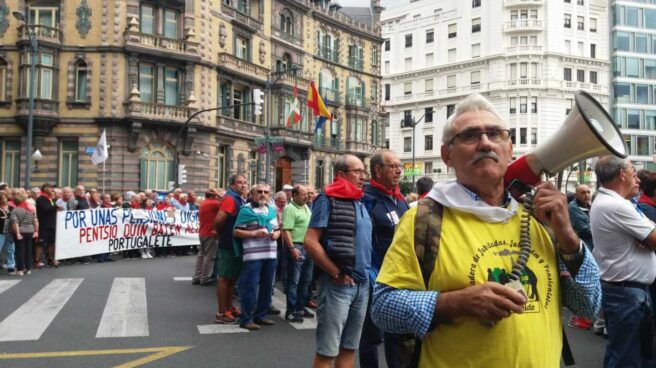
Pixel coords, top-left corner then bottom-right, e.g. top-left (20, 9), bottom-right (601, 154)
top-left (96, 278), bottom-right (149, 338)
top-left (197, 324), bottom-right (248, 334)
top-left (271, 292), bottom-right (317, 330)
top-left (173, 277), bottom-right (192, 281)
top-left (0, 280), bottom-right (20, 295)
top-left (0, 346), bottom-right (192, 368)
top-left (0, 278), bottom-right (83, 342)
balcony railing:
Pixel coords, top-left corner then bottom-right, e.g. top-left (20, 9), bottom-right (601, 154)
top-left (16, 97), bottom-right (59, 116)
top-left (125, 19), bottom-right (199, 56)
top-left (272, 27), bottom-right (303, 46)
top-left (348, 56), bottom-right (364, 71)
top-left (314, 135), bottom-right (343, 150)
top-left (345, 94), bottom-right (368, 109)
top-left (345, 141), bottom-right (375, 155)
top-left (278, 72), bottom-right (309, 90)
top-left (317, 46), bottom-right (340, 63)
top-left (504, 0), bottom-right (544, 7)
top-left (219, 52), bottom-right (269, 81)
top-left (506, 45), bottom-right (543, 54)
top-left (507, 78), bottom-right (542, 87)
top-left (126, 101), bottom-right (190, 122)
top-left (217, 114), bottom-right (262, 137)
top-left (270, 127), bottom-right (314, 145)
top-left (18, 24), bottom-right (61, 44)
top-left (319, 87), bottom-right (341, 105)
top-left (221, 3), bottom-right (263, 32)
top-left (504, 19), bottom-right (543, 32)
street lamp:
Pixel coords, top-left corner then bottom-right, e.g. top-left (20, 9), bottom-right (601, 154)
top-left (13, 11), bottom-right (37, 189)
top-left (32, 149), bottom-right (43, 172)
top-left (402, 108), bottom-right (433, 189)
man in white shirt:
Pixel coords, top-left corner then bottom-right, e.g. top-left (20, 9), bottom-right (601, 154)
top-left (591, 155), bottom-right (656, 368)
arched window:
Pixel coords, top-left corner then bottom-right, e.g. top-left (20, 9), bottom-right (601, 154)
top-left (282, 53), bottom-right (292, 71)
top-left (319, 68), bottom-right (337, 102)
top-left (280, 9), bottom-right (293, 35)
top-left (346, 76), bottom-right (364, 107)
top-left (140, 142), bottom-right (175, 190)
top-left (74, 59), bottom-right (88, 102)
top-left (371, 120), bottom-right (380, 146)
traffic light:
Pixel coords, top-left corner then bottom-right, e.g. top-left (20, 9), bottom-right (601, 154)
top-left (253, 88), bottom-right (265, 116)
top-left (178, 164), bottom-right (187, 185)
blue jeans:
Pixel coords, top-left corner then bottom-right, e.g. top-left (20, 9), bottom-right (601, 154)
top-left (238, 258), bottom-right (277, 324)
top-left (4, 237), bottom-right (15, 269)
top-left (316, 277), bottom-right (369, 357)
top-left (286, 244), bottom-right (314, 313)
top-left (602, 284), bottom-right (655, 368)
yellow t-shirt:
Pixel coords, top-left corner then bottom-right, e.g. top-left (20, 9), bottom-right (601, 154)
top-left (377, 205), bottom-right (562, 368)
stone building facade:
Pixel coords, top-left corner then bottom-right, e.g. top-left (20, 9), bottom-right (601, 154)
top-left (0, 0), bottom-right (384, 193)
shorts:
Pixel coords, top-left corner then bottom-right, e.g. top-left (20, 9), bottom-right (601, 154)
top-left (315, 277), bottom-right (369, 357)
top-left (38, 228), bottom-right (56, 246)
top-left (217, 248), bottom-right (242, 280)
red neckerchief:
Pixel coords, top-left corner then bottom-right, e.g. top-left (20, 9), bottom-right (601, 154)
top-left (39, 192), bottom-right (52, 201)
top-left (144, 205), bottom-right (153, 210)
top-left (179, 200), bottom-right (187, 206)
top-left (130, 201), bottom-right (141, 209)
top-left (325, 177), bottom-right (364, 200)
top-left (156, 202), bottom-right (171, 210)
top-left (639, 193), bottom-right (656, 207)
top-left (18, 201), bottom-right (35, 213)
top-left (75, 194), bottom-right (86, 201)
top-left (419, 192), bottom-right (429, 199)
top-left (369, 179), bottom-right (405, 201)
top-left (101, 202), bottom-right (113, 208)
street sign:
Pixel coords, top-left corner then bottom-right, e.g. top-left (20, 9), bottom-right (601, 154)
top-left (85, 146), bottom-right (95, 155)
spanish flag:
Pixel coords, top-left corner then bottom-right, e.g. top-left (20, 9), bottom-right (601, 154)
top-left (307, 81), bottom-right (332, 133)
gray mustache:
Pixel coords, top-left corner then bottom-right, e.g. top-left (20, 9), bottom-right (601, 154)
top-left (472, 151), bottom-right (499, 163)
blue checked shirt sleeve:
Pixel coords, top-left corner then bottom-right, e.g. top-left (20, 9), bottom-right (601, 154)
top-left (558, 243), bottom-right (602, 320)
top-left (371, 283), bottom-right (438, 338)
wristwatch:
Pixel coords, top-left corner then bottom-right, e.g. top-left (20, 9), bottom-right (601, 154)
top-left (560, 240), bottom-right (584, 261)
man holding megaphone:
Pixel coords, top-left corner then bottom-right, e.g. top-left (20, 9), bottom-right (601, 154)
top-left (370, 93), bottom-right (602, 367)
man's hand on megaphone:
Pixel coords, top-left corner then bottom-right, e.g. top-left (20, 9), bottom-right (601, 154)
top-left (533, 182), bottom-right (581, 255)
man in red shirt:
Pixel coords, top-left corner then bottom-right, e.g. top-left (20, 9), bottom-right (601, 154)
top-left (193, 189), bottom-right (222, 286)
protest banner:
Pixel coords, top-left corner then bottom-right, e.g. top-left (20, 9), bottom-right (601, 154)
top-left (55, 208), bottom-right (200, 260)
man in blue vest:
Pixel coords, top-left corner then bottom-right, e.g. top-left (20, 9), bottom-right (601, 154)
top-left (305, 154), bottom-right (372, 368)
top-left (360, 150), bottom-right (409, 368)
top-left (214, 174), bottom-right (248, 324)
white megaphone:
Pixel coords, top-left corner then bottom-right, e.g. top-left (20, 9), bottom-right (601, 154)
top-left (504, 90), bottom-right (628, 190)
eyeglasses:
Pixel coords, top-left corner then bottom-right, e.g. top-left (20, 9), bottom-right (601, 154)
top-left (344, 169), bottom-right (367, 176)
top-left (255, 190), bottom-right (270, 194)
top-left (450, 127), bottom-right (511, 145)
top-left (381, 163), bottom-right (404, 170)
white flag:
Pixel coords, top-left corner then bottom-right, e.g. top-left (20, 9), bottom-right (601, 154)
top-left (91, 130), bottom-right (109, 165)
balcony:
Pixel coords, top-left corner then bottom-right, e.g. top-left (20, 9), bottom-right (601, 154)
top-left (504, 0), bottom-right (544, 7)
top-left (314, 135), bottom-right (343, 151)
top-left (126, 101), bottom-right (191, 123)
top-left (17, 24), bottom-right (61, 46)
top-left (317, 46), bottom-right (340, 63)
top-left (562, 81), bottom-right (607, 93)
top-left (345, 141), bottom-right (375, 156)
top-left (221, 2), bottom-right (263, 33)
top-left (16, 98), bottom-right (59, 117)
top-left (504, 19), bottom-right (543, 32)
top-left (277, 72), bottom-right (309, 91)
top-left (272, 27), bottom-right (303, 47)
top-left (319, 87), bottom-right (341, 106)
top-left (218, 52), bottom-right (269, 81)
top-left (348, 57), bottom-right (364, 71)
top-left (125, 23), bottom-right (199, 59)
top-left (506, 45), bottom-right (543, 54)
top-left (345, 94), bottom-right (368, 110)
top-left (507, 78), bottom-right (542, 87)
top-left (270, 127), bottom-right (314, 146)
top-left (217, 114), bottom-right (262, 138)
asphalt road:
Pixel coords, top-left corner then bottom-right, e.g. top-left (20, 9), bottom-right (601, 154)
top-left (0, 255), bottom-right (606, 367)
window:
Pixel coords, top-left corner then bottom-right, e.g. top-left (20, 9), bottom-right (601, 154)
top-left (446, 104), bottom-right (455, 118)
top-left (614, 83), bottom-right (630, 103)
top-left (638, 136), bottom-right (649, 156)
top-left (349, 116), bottom-right (364, 141)
top-left (141, 64), bottom-right (179, 105)
top-left (425, 108), bottom-right (433, 123)
top-left (577, 69), bottom-right (585, 82)
top-left (448, 48), bottom-right (456, 63)
top-left (425, 79), bottom-right (433, 92)
top-left (590, 71), bottom-right (597, 84)
top-left (531, 97), bottom-right (537, 113)
top-left (405, 34), bottom-right (413, 48)
top-left (564, 14), bottom-right (571, 28)
top-left (0, 58), bottom-right (6, 101)
top-left (425, 135), bottom-right (433, 151)
top-left (74, 59), bottom-right (88, 102)
top-left (371, 46), bottom-right (379, 66)
top-left (384, 39), bottom-right (390, 51)
top-left (531, 131), bottom-right (537, 145)
top-left (346, 76), bottom-right (364, 107)
top-left (58, 140), bottom-right (78, 187)
top-left (564, 67), bottom-right (572, 81)
top-left (590, 18), bottom-right (597, 32)
top-left (280, 9), bottom-right (294, 35)
top-left (235, 36), bottom-right (250, 61)
top-left (403, 110), bottom-right (413, 127)
top-left (577, 0), bottom-right (584, 4)
top-left (590, 44), bottom-right (596, 58)
top-left (384, 84), bottom-right (390, 101)
top-left (425, 162), bottom-right (433, 175)
top-left (385, 61), bottom-right (390, 74)
top-left (315, 160), bottom-right (324, 190)
top-left (520, 127), bottom-right (527, 144)
top-left (566, 98), bottom-right (573, 115)
top-left (472, 43), bottom-right (480, 58)
top-left (371, 120), bottom-right (380, 146)
top-left (615, 32), bottom-right (630, 51)
top-left (405, 57), bottom-right (412, 71)
top-left (29, 6), bottom-right (59, 28)
top-left (472, 0), bottom-right (481, 7)
top-left (140, 4), bottom-right (155, 34)
top-left (426, 53), bottom-right (434, 66)
top-left (636, 34), bottom-right (648, 53)
top-left (637, 84), bottom-right (649, 104)
top-left (164, 68), bottom-right (179, 105)
top-left (140, 142), bottom-right (175, 191)
top-left (1, 140), bottom-right (20, 187)
top-left (510, 129), bottom-right (516, 144)
top-left (402, 136), bottom-right (413, 153)
top-left (447, 75), bottom-right (456, 89)
top-left (404, 82), bottom-right (412, 95)
top-left (626, 7), bottom-right (639, 27)
top-left (21, 53), bottom-right (55, 100)
top-left (510, 97), bottom-right (516, 114)
top-left (140, 4), bottom-right (180, 38)
top-left (520, 97), bottom-right (527, 113)
top-left (628, 110), bottom-right (640, 128)
top-left (577, 16), bottom-right (584, 30)
top-left (470, 71), bottom-right (480, 85)
top-left (163, 9), bottom-right (180, 38)
top-left (348, 42), bottom-right (364, 70)
top-left (426, 29), bottom-right (434, 44)
top-left (472, 18), bottom-right (481, 33)
top-left (448, 23), bottom-right (457, 38)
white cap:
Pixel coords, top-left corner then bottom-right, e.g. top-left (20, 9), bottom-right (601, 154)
top-left (282, 184), bottom-right (293, 191)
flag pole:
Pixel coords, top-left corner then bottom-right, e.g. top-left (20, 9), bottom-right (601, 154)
top-left (102, 160), bottom-right (106, 195)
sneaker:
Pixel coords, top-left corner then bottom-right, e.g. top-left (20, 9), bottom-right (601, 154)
top-left (240, 322), bottom-right (261, 331)
top-left (285, 311), bottom-right (304, 323)
top-left (593, 319), bottom-right (606, 335)
top-left (307, 299), bottom-right (318, 309)
top-left (229, 307), bottom-right (242, 318)
top-left (268, 305), bottom-right (281, 315)
top-left (191, 279), bottom-right (201, 285)
top-left (301, 308), bottom-right (315, 318)
top-left (200, 279), bottom-right (217, 286)
top-left (214, 311), bottom-right (237, 324)
top-left (254, 318), bottom-right (275, 326)
top-left (9, 270), bottom-right (23, 276)
top-left (568, 315), bottom-right (593, 330)
top-left (25, 270), bottom-right (31, 275)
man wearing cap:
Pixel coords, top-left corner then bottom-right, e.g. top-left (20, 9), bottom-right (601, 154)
top-left (193, 189), bottom-right (222, 285)
top-left (283, 184), bottom-right (294, 203)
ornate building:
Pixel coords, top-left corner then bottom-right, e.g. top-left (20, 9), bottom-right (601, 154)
top-left (0, 0), bottom-right (384, 193)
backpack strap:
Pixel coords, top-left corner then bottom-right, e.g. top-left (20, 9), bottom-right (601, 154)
top-left (414, 197), bottom-right (443, 288)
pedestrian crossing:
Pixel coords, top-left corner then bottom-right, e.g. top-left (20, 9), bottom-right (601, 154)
top-left (0, 277), bottom-right (317, 342)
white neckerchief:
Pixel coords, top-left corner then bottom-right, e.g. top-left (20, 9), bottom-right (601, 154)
top-left (426, 181), bottom-right (518, 223)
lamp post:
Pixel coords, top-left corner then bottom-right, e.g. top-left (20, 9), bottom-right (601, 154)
top-left (403, 108), bottom-right (433, 189)
top-left (13, 11), bottom-right (37, 189)
top-left (32, 149), bottom-right (43, 172)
